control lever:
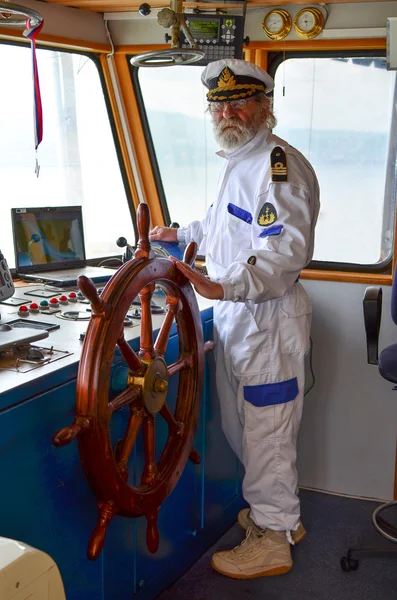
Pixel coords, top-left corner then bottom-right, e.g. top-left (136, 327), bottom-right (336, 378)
top-left (116, 237), bottom-right (135, 263)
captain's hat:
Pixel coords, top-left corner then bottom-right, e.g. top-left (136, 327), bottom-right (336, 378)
top-left (201, 59), bottom-right (274, 102)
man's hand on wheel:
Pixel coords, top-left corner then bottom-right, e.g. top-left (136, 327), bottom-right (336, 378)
top-left (170, 257), bottom-right (224, 300)
top-left (149, 226), bottom-right (178, 242)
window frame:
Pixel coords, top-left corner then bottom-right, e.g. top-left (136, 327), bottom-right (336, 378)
top-left (267, 48), bottom-right (396, 274)
top-left (129, 47), bottom-right (397, 276)
top-left (0, 39), bottom-right (138, 272)
top-left (128, 59), bottom-right (172, 227)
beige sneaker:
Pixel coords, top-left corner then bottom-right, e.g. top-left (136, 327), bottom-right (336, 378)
top-left (211, 526), bottom-right (292, 579)
top-left (237, 508), bottom-right (306, 544)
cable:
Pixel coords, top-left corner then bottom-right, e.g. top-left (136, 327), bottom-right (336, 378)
top-left (304, 336), bottom-right (315, 396)
top-left (104, 19), bottom-right (115, 58)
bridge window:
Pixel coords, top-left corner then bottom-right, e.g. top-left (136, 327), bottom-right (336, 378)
top-left (0, 43), bottom-right (134, 268)
top-left (136, 65), bottom-right (219, 228)
top-left (136, 53), bottom-right (396, 272)
top-left (271, 52), bottom-right (397, 271)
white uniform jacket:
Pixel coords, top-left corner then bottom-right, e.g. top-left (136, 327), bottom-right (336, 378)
top-left (177, 124), bottom-right (320, 303)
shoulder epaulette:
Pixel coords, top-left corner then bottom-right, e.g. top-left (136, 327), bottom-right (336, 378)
top-left (270, 146), bottom-right (288, 182)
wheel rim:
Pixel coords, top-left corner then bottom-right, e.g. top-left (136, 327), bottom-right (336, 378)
top-left (52, 203), bottom-right (212, 559)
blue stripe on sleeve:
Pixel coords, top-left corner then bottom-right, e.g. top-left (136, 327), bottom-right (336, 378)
top-left (258, 224), bottom-right (284, 238)
top-left (243, 377), bottom-right (299, 407)
top-left (227, 203), bottom-right (253, 224)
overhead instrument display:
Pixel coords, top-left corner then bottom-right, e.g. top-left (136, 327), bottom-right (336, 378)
top-left (179, 14), bottom-right (245, 66)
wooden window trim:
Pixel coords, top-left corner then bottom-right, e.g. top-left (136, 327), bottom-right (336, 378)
top-left (0, 27), bottom-right (111, 53)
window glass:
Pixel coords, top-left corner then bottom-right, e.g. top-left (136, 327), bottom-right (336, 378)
top-left (1, 43), bottom-right (134, 268)
top-left (273, 56), bottom-right (397, 266)
top-left (138, 66), bottom-right (220, 227)
top-left (138, 56), bottom-right (397, 269)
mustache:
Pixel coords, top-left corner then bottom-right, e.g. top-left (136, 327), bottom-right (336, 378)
top-left (216, 117), bottom-right (245, 132)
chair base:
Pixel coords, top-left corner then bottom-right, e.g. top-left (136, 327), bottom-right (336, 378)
top-left (340, 501), bottom-right (397, 572)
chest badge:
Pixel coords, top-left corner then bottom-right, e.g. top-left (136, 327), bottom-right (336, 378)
top-left (247, 256), bottom-right (257, 265)
top-left (258, 202), bottom-right (277, 227)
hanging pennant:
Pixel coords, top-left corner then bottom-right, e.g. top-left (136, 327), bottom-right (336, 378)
top-left (23, 17), bottom-right (44, 175)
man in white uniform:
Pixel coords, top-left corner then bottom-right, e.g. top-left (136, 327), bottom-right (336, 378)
top-left (150, 58), bottom-right (320, 579)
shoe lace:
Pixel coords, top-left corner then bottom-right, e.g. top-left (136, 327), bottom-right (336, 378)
top-left (232, 525), bottom-right (264, 555)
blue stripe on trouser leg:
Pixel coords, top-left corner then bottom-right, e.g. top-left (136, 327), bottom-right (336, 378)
top-left (241, 357), bottom-right (306, 532)
top-left (243, 377), bottom-right (299, 407)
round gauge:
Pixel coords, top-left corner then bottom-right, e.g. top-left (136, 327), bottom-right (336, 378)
top-left (293, 7), bottom-right (325, 40)
top-left (262, 9), bottom-right (292, 41)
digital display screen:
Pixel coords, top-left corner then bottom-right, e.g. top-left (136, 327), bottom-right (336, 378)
top-left (188, 20), bottom-right (219, 40)
top-left (14, 210), bottom-right (85, 268)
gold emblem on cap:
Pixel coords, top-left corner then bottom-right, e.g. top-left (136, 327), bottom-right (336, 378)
top-left (217, 67), bottom-right (237, 90)
top-left (207, 64), bottom-right (266, 101)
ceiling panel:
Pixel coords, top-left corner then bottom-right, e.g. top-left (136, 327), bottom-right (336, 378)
top-left (42, 0), bottom-right (394, 13)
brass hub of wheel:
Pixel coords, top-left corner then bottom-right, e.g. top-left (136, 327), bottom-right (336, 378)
top-left (128, 357), bottom-right (168, 416)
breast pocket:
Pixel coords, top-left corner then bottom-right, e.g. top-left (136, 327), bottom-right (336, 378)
top-left (210, 204), bottom-right (253, 268)
top-left (226, 206), bottom-right (252, 250)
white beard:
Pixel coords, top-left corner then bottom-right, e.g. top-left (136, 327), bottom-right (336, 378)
top-left (213, 115), bottom-right (262, 152)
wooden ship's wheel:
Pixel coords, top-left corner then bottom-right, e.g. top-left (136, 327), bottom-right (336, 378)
top-left (52, 203), bottom-right (214, 560)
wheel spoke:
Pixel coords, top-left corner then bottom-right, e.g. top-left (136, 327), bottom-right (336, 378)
top-left (167, 355), bottom-right (193, 378)
top-left (139, 285), bottom-right (155, 360)
top-left (154, 295), bottom-right (179, 356)
top-left (159, 402), bottom-right (183, 435)
top-left (135, 203), bottom-right (151, 259)
top-left (183, 241), bottom-right (198, 266)
top-left (117, 408), bottom-right (144, 467)
top-left (108, 385), bottom-right (140, 413)
top-left (141, 415), bottom-right (157, 484)
top-left (117, 335), bottom-right (144, 373)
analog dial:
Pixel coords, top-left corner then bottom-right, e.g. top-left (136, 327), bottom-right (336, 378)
top-left (293, 7), bottom-right (324, 40)
top-left (262, 9), bottom-right (292, 41)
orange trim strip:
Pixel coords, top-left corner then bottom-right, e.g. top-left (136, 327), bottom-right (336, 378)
top-left (113, 53), bottom-right (165, 226)
top-left (99, 54), bottom-right (141, 212)
top-left (248, 38), bottom-right (386, 52)
top-left (0, 27), bottom-right (111, 53)
top-left (301, 270), bottom-right (392, 286)
top-left (117, 38), bottom-right (386, 56)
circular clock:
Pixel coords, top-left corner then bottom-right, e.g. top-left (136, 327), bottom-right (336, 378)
top-left (293, 7), bottom-right (324, 40)
top-left (262, 9), bottom-right (292, 41)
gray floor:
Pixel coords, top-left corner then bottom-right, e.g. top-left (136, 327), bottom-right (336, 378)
top-left (158, 489), bottom-right (397, 600)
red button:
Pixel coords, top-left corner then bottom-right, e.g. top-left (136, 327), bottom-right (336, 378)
top-left (50, 297), bottom-right (59, 304)
top-left (19, 305), bottom-right (29, 312)
top-left (68, 292), bottom-right (77, 298)
top-left (59, 295), bottom-right (68, 302)
top-left (30, 303), bottom-right (39, 310)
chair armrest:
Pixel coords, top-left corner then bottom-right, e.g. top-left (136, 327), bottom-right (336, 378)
top-left (363, 286), bottom-right (382, 365)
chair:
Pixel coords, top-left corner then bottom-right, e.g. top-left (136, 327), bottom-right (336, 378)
top-left (340, 274), bottom-right (397, 572)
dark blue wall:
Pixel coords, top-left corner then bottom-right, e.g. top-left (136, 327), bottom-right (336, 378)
top-left (0, 309), bottom-right (245, 600)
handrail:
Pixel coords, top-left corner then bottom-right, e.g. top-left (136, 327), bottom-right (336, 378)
top-left (0, 1), bottom-right (42, 28)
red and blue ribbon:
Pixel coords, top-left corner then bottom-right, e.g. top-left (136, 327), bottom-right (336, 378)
top-left (23, 18), bottom-right (44, 150)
